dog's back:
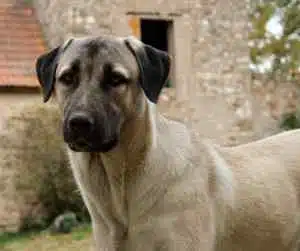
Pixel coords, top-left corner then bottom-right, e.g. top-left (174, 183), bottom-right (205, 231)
top-left (210, 129), bottom-right (300, 251)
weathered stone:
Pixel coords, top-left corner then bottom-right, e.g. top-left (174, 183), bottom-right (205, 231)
top-left (50, 212), bottom-right (78, 234)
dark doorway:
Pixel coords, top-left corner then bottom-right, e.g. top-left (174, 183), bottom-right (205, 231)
top-left (141, 19), bottom-right (169, 52)
top-left (140, 19), bottom-right (173, 87)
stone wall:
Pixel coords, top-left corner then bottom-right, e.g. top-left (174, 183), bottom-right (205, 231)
top-left (33, 0), bottom-right (129, 47)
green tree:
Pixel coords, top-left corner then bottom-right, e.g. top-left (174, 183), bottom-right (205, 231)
top-left (249, 0), bottom-right (300, 82)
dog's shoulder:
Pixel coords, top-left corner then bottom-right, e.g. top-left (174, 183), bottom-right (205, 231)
top-left (156, 114), bottom-right (193, 152)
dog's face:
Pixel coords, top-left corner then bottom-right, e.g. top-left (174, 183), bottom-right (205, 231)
top-left (36, 36), bottom-right (170, 152)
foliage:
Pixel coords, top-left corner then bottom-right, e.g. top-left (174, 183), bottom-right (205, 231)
top-left (2, 104), bottom-right (89, 231)
top-left (249, 0), bottom-right (300, 81)
top-left (0, 224), bottom-right (92, 251)
top-left (50, 212), bottom-right (79, 234)
top-left (280, 111), bottom-right (300, 129)
top-left (21, 0), bottom-right (34, 6)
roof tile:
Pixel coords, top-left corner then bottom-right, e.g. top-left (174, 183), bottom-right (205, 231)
top-left (0, 1), bottom-right (46, 88)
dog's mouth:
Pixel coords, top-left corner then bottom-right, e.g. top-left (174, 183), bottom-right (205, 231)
top-left (66, 137), bottom-right (118, 153)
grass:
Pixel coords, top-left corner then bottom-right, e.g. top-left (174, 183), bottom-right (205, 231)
top-left (0, 224), bottom-right (92, 251)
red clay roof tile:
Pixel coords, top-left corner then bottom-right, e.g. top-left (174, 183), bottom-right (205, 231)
top-left (0, 1), bottom-right (46, 88)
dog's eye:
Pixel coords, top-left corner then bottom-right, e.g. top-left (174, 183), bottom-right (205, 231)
top-left (59, 72), bottom-right (75, 85)
top-left (110, 73), bottom-right (128, 87)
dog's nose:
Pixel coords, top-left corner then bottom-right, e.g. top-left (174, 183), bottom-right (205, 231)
top-left (68, 113), bottom-right (94, 136)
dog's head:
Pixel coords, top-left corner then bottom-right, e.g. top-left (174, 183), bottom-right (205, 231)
top-left (35, 36), bottom-right (170, 152)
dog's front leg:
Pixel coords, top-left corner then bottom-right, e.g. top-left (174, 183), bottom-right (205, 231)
top-left (82, 190), bottom-right (126, 251)
top-left (67, 151), bottom-right (125, 250)
top-left (92, 218), bottom-right (125, 251)
top-left (92, 220), bottom-right (114, 251)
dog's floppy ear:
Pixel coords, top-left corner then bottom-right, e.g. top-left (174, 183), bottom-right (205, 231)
top-left (35, 38), bottom-right (73, 102)
top-left (35, 46), bottom-right (60, 102)
top-left (124, 36), bottom-right (170, 103)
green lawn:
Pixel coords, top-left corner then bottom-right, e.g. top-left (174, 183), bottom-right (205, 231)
top-left (0, 225), bottom-right (92, 251)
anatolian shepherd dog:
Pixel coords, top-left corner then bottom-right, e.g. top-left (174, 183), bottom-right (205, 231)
top-left (35, 35), bottom-right (300, 251)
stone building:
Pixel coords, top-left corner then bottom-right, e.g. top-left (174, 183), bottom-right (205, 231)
top-left (0, 0), bottom-right (45, 128)
top-left (0, 0), bottom-right (46, 232)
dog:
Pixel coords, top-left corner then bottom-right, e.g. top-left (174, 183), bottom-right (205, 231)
top-left (35, 35), bottom-right (300, 251)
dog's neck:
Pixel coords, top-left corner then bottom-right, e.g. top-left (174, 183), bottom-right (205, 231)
top-left (93, 99), bottom-right (157, 226)
top-left (100, 99), bottom-right (157, 173)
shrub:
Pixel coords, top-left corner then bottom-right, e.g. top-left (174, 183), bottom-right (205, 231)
top-left (280, 111), bottom-right (300, 130)
top-left (2, 103), bottom-right (89, 231)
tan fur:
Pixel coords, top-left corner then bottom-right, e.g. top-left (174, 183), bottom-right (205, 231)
top-left (66, 106), bottom-right (300, 251)
top-left (50, 37), bottom-right (300, 251)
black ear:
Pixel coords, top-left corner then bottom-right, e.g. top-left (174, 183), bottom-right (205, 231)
top-left (35, 47), bottom-right (60, 102)
top-left (125, 37), bottom-right (170, 103)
